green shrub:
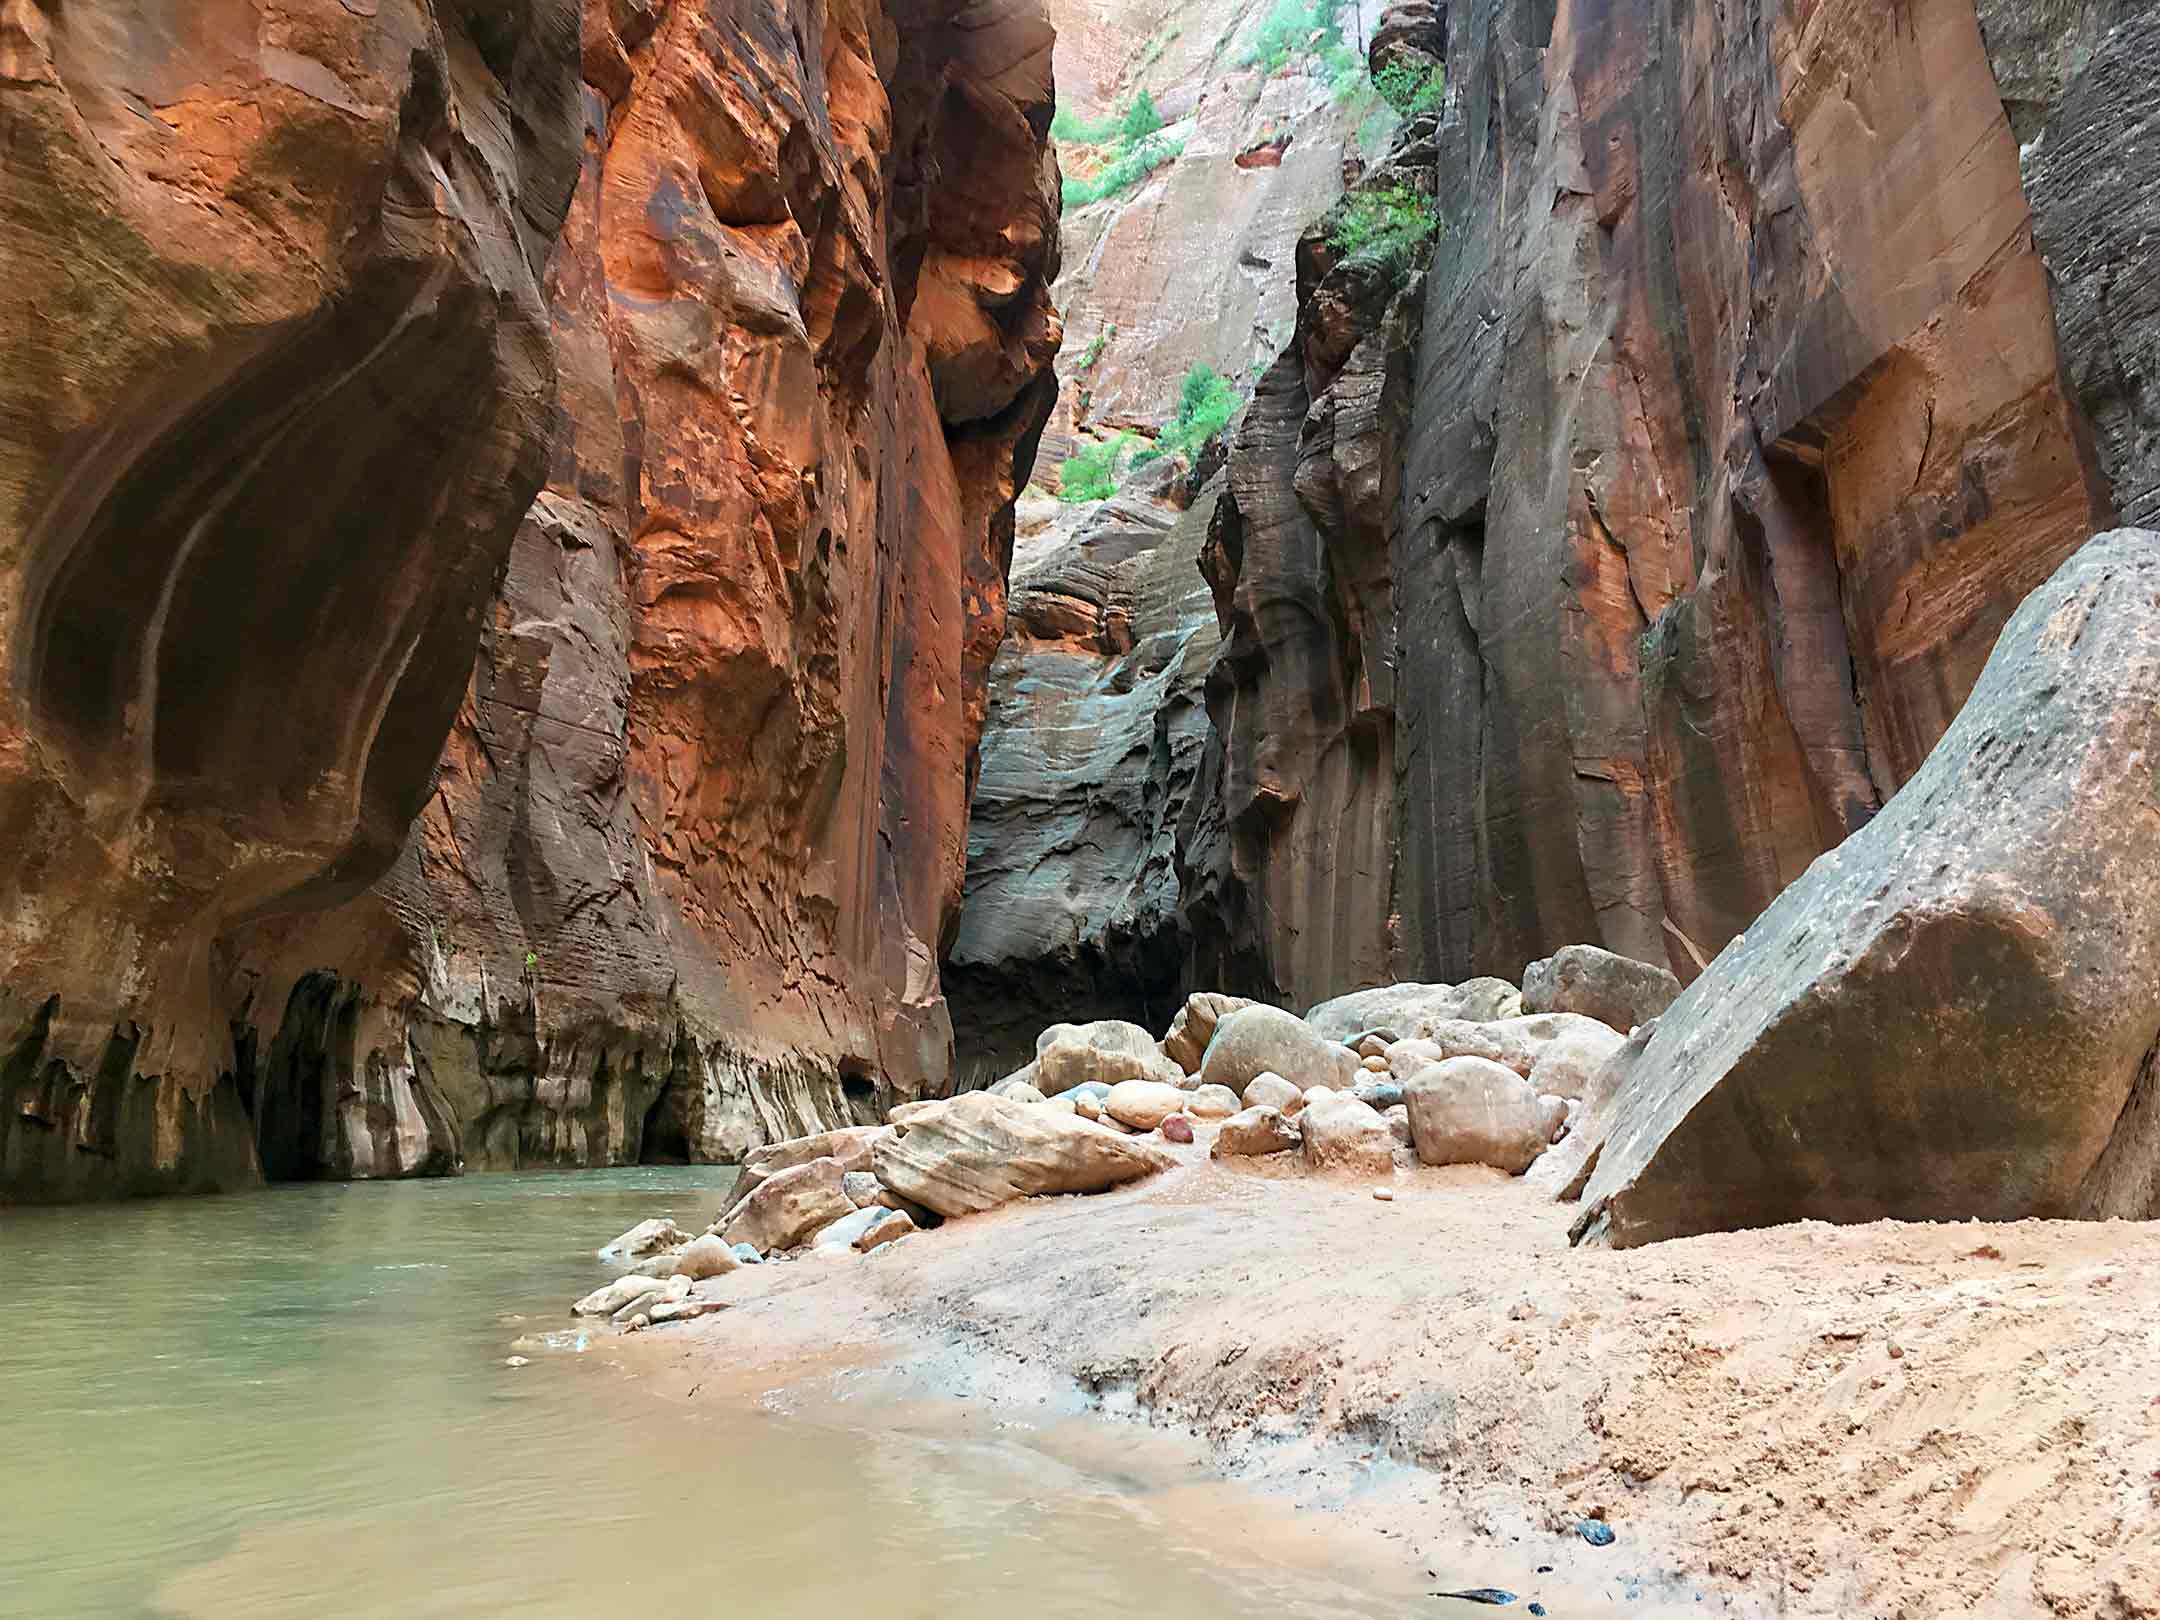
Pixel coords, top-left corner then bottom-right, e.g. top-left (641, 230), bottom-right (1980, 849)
top-left (1328, 184), bottom-right (1439, 278)
top-left (1058, 432), bottom-right (1138, 502)
top-left (1076, 325), bottom-right (1115, 371)
top-left (1372, 60), bottom-right (1446, 116)
top-left (1239, 0), bottom-right (1344, 75)
top-left (1062, 135), bottom-right (1182, 208)
top-left (1051, 90), bottom-right (1164, 148)
top-left (1158, 364), bottom-right (1242, 463)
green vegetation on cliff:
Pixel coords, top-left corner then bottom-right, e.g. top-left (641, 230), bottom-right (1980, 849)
top-left (1329, 185), bottom-right (1439, 279)
top-left (1056, 92), bottom-right (1182, 209)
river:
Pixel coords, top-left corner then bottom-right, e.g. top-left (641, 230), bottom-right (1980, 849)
top-left (1, 1168), bottom-right (1405, 1619)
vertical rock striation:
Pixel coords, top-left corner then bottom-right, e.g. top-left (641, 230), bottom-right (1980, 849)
top-left (219, 0), bottom-right (1065, 1179)
top-left (1181, 0), bottom-right (2142, 1007)
top-left (0, 0), bottom-right (582, 1199)
top-left (944, 465), bottom-right (1221, 1083)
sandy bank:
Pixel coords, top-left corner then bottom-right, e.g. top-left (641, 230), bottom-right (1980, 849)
top-left (618, 1148), bottom-right (2160, 1618)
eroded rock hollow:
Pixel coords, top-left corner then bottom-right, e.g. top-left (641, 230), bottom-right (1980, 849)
top-left (1, 0), bottom-right (1061, 1197)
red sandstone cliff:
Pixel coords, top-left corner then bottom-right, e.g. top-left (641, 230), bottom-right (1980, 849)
top-left (1181, 0), bottom-right (2142, 1005)
top-left (0, 0), bottom-right (583, 1198)
top-left (219, 0), bottom-right (1064, 1180)
top-left (0, 0), bottom-right (1060, 1197)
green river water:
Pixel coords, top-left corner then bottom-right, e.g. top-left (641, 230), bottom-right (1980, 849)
top-left (1, 1168), bottom-right (1402, 1619)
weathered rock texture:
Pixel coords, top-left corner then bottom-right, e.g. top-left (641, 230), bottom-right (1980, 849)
top-left (1179, 110), bottom-right (1433, 1004)
top-left (946, 1), bottom-right (1392, 1072)
top-left (1179, 0), bottom-right (2148, 1010)
top-left (944, 471), bottom-right (1219, 1079)
top-left (0, 0), bottom-right (582, 1199)
top-left (1574, 530), bottom-right (2160, 1247)
top-left (220, 0), bottom-right (1064, 1182)
top-left (1, 0), bottom-right (1060, 1198)
top-left (1039, 0), bottom-right (1382, 470)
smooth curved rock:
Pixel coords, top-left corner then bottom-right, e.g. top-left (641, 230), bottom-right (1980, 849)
top-left (1522, 947), bottom-right (1680, 1035)
top-left (0, 0), bottom-right (582, 1201)
top-left (670, 1235), bottom-right (741, 1282)
top-left (1035, 1021), bottom-right (1188, 1092)
top-left (1304, 980), bottom-right (1524, 1042)
top-left (810, 1209), bottom-right (886, 1254)
top-left (1390, 1014), bottom-right (1617, 1081)
top-left (1403, 1057), bottom-right (1551, 1175)
top-left (1200, 1006), bottom-right (1359, 1094)
top-left (724, 1129), bottom-right (887, 1211)
top-left (65, 0), bottom-right (1066, 1200)
top-left (1240, 1072), bottom-right (1304, 1113)
top-left (870, 1091), bottom-right (1174, 1218)
top-left (1185, 1084), bottom-right (1244, 1121)
top-left (574, 1274), bottom-right (669, 1318)
top-left (989, 1079), bottom-right (1049, 1105)
top-left (599, 1219), bottom-right (691, 1262)
top-left (1525, 1025), bottom-right (1628, 1104)
top-left (855, 1209), bottom-right (918, 1254)
top-left (1576, 531), bottom-right (2160, 1247)
top-left (1161, 993), bottom-right (1258, 1075)
top-left (1104, 1080), bottom-right (1190, 1131)
top-left (718, 1158), bottom-right (854, 1256)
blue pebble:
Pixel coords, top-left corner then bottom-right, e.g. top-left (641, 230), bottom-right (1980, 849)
top-left (731, 1242), bottom-right (764, 1265)
top-left (1577, 1518), bottom-right (1616, 1547)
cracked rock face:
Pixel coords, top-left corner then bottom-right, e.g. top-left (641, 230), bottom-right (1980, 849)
top-left (217, 0), bottom-right (1064, 1183)
top-left (1182, 0), bottom-right (2135, 1008)
top-left (0, 0), bottom-right (582, 1200)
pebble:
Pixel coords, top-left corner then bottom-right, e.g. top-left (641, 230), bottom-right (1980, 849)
top-left (1372, 1186), bottom-right (1394, 1201)
top-left (732, 1242), bottom-right (764, 1265)
top-left (1576, 1518), bottom-right (1616, 1547)
top-left (1160, 1113), bottom-right (1195, 1144)
top-left (504, 1356), bottom-right (529, 1368)
top-left (1887, 1340), bottom-right (1905, 1358)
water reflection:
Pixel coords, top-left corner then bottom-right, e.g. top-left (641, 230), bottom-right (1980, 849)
top-left (1, 1170), bottom-right (1398, 1620)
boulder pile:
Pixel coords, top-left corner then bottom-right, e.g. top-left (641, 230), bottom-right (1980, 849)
top-left (571, 961), bottom-right (1651, 1323)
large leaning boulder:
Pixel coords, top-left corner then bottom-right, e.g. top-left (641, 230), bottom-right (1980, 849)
top-left (1521, 945), bottom-right (1681, 1034)
top-left (1575, 530), bottom-right (2160, 1247)
top-left (1201, 1006), bottom-right (1359, 1093)
top-left (1161, 993), bottom-right (1256, 1074)
top-left (1302, 980), bottom-right (1523, 1041)
top-left (871, 1091), bottom-right (1175, 1218)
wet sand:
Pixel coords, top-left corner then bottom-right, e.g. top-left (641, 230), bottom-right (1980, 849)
top-left (630, 1149), bottom-right (2160, 1619)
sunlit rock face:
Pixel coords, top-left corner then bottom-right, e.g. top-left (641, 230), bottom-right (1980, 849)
top-left (0, 0), bottom-right (582, 1199)
top-left (1182, 0), bottom-right (2134, 1007)
top-left (0, 0), bottom-right (1061, 1197)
